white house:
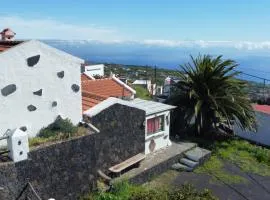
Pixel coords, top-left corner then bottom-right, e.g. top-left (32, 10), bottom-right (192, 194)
top-left (84, 97), bottom-right (176, 155)
top-left (81, 64), bottom-right (104, 77)
top-left (0, 39), bottom-right (83, 143)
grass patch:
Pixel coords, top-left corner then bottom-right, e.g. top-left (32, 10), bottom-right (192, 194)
top-left (195, 156), bottom-right (247, 184)
top-left (144, 170), bottom-right (180, 189)
top-left (29, 117), bottom-right (88, 148)
top-left (215, 139), bottom-right (270, 176)
top-left (133, 85), bottom-right (152, 100)
top-left (195, 138), bottom-right (270, 183)
top-left (81, 181), bottom-right (217, 200)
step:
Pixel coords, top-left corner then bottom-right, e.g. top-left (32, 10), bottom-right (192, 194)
top-left (171, 163), bottom-right (193, 172)
top-left (179, 158), bottom-right (199, 168)
top-left (184, 147), bottom-right (211, 163)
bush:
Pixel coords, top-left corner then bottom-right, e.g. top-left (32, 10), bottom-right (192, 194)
top-left (82, 182), bottom-right (217, 200)
top-left (134, 85), bottom-right (152, 100)
top-left (168, 184), bottom-right (217, 200)
top-left (38, 116), bottom-right (78, 138)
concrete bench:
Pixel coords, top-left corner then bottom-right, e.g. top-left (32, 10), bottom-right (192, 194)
top-left (109, 153), bottom-right (145, 174)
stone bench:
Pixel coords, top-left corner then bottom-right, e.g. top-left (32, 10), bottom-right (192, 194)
top-left (109, 153), bottom-right (145, 175)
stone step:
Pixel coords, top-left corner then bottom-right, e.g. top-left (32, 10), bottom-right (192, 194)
top-left (184, 147), bottom-right (211, 163)
top-left (179, 158), bottom-right (199, 168)
top-left (171, 163), bottom-right (193, 172)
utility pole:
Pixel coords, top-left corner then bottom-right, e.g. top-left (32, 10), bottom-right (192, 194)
top-left (154, 65), bottom-right (157, 84)
top-left (263, 79), bottom-right (266, 103)
top-left (145, 65), bottom-right (148, 80)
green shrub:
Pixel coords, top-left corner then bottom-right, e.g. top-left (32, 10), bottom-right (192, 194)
top-left (38, 116), bottom-right (78, 138)
top-left (129, 189), bottom-right (166, 200)
top-left (134, 85), bottom-right (152, 100)
top-left (29, 117), bottom-right (88, 148)
top-left (168, 184), bottom-right (217, 200)
top-left (82, 182), bottom-right (217, 200)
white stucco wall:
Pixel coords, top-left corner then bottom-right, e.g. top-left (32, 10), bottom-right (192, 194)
top-left (145, 111), bottom-right (171, 154)
top-left (0, 40), bottom-right (83, 145)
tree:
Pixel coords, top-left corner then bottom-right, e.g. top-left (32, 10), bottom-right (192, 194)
top-left (168, 55), bottom-right (256, 135)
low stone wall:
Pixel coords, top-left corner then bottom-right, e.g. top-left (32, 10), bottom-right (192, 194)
top-left (0, 135), bottom-right (97, 200)
top-left (0, 104), bottom-right (145, 199)
top-left (92, 104), bottom-right (145, 173)
top-left (129, 154), bottom-right (183, 185)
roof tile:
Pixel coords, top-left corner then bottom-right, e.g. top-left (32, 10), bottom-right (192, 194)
top-left (81, 74), bottom-right (134, 112)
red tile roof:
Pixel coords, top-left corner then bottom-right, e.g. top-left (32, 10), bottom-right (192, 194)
top-left (81, 73), bottom-right (94, 82)
top-left (0, 41), bottom-right (24, 52)
top-left (81, 74), bottom-right (134, 112)
top-left (82, 91), bottom-right (108, 112)
top-left (253, 104), bottom-right (270, 115)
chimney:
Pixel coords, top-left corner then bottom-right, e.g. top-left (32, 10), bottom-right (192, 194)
top-left (0, 28), bottom-right (16, 41)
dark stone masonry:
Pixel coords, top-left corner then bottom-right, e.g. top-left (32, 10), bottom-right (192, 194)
top-left (27, 55), bottom-right (40, 67)
top-left (27, 105), bottom-right (37, 112)
top-left (0, 104), bottom-right (145, 200)
top-left (71, 84), bottom-right (80, 93)
top-left (1, 84), bottom-right (17, 96)
top-left (57, 71), bottom-right (65, 79)
top-left (52, 101), bottom-right (57, 107)
top-left (33, 89), bottom-right (42, 96)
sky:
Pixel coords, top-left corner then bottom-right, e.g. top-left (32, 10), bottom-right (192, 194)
top-left (1, 1), bottom-right (270, 50)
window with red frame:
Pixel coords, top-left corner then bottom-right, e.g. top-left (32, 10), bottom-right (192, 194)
top-left (147, 116), bottom-right (164, 135)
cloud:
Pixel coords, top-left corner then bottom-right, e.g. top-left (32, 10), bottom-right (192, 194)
top-left (141, 40), bottom-right (270, 51)
top-left (0, 16), bottom-right (123, 41)
top-left (1, 15), bottom-right (270, 51)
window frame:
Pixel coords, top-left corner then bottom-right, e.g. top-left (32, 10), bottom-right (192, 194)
top-left (146, 115), bottom-right (165, 136)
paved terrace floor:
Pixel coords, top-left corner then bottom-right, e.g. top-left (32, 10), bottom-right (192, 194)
top-left (114, 141), bottom-right (196, 183)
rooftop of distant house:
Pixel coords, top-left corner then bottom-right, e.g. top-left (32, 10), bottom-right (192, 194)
top-left (0, 40), bottom-right (24, 52)
top-left (0, 28), bottom-right (24, 52)
top-left (253, 104), bottom-right (270, 115)
top-left (81, 73), bottom-right (136, 112)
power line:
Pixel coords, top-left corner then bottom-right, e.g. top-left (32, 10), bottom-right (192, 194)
top-left (239, 67), bottom-right (270, 74)
top-left (234, 70), bottom-right (270, 82)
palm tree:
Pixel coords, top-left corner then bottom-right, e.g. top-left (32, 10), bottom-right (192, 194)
top-left (168, 55), bottom-right (256, 135)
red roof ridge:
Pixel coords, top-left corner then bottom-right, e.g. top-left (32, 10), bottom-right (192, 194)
top-left (252, 104), bottom-right (270, 115)
top-left (82, 91), bottom-right (109, 99)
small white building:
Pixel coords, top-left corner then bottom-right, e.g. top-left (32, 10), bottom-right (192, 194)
top-left (81, 64), bottom-right (104, 77)
top-left (84, 97), bottom-right (176, 155)
top-left (0, 39), bottom-right (83, 144)
top-left (132, 80), bottom-right (152, 93)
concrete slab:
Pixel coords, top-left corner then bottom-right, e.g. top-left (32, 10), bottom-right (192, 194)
top-left (180, 158), bottom-right (198, 168)
top-left (171, 163), bottom-right (193, 172)
top-left (114, 141), bottom-right (196, 184)
top-left (184, 147), bottom-right (211, 163)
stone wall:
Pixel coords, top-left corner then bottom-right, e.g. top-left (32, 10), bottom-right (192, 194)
top-left (0, 104), bottom-right (145, 199)
top-left (92, 103), bottom-right (145, 172)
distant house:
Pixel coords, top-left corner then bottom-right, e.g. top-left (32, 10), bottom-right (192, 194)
top-left (156, 76), bottom-right (181, 102)
top-left (234, 104), bottom-right (270, 147)
top-left (81, 73), bottom-right (136, 112)
top-left (81, 63), bottom-right (105, 77)
top-left (132, 80), bottom-right (151, 89)
top-left (84, 97), bottom-right (176, 154)
top-left (132, 79), bottom-right (154, 94)
top-left (0, 33), bottom-right (83, 142)
top-left (0, 28), bottom-right (16, 41)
